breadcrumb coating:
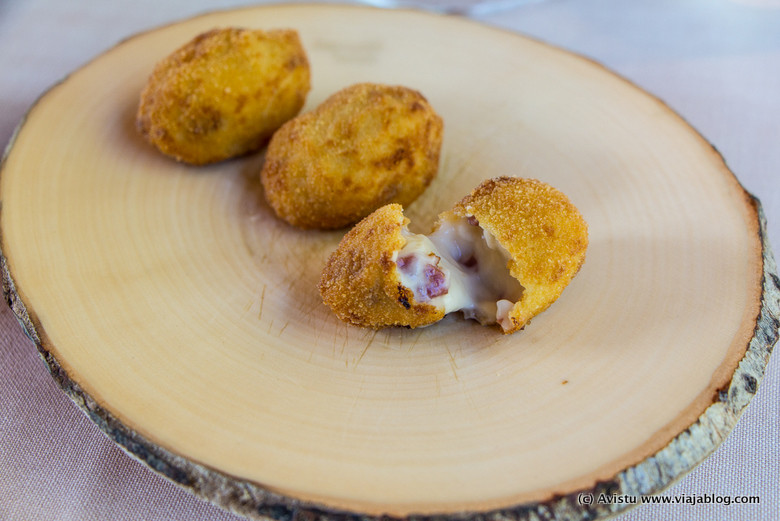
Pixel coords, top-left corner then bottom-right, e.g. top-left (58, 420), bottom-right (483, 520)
top-left (137, 27), bottom-right (310, 165)
top-left (446, 176), bottom-right (588, 333)
top-left (318, 204), bottom-right (444, 329)
top-left (261, 83), bottom-right (443, 229)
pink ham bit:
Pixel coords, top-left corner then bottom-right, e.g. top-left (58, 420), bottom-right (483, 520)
top-left (396, 254), bottom-right (416, 273)
top-left (423, 263), bottom-right (448, 299)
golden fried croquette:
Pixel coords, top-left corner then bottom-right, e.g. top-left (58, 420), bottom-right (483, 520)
top-left (137, 27), bottom-right (310, 165)
top-left (318, 204), bottom-right (445, 329)
top-left (446, 176), bottom-right (589, 332)
top-left (261, 83), bottom-right (444, 229)
top-left (319, 177), bottom-right (588, 334)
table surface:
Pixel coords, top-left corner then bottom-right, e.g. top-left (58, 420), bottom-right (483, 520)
top-left (1, 1), bottom-right (778, 520)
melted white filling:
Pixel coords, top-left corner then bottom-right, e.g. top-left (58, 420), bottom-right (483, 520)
top-left (393, 215), bottom-right (524, 330)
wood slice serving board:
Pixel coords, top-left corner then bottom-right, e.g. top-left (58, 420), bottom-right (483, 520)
top-left (1, 4), bottom-right (777, 520)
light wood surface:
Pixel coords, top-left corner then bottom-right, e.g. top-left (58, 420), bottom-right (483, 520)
top-left (1, 5), bottom-right (775, 519)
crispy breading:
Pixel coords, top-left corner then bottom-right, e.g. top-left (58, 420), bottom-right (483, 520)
top-left (447, 176), bottom-right (588, 333)
top-left (261, 83), bottom-right (443, 229)
top-left (137, 27), bottom-right (310, 165)
top-left (318, 204), bottom-right (444, 329)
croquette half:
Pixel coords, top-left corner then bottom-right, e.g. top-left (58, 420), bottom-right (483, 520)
top-left (318, 204), bottom-right (445, 329)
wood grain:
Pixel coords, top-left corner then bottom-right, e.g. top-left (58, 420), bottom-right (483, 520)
top-left (1, 5), bottom-right (777, 520)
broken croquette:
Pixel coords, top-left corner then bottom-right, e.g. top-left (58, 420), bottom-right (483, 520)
top-left (318, 203), bottom-right (445, 329)
top-left (319, 177), bottom-right (588, 334)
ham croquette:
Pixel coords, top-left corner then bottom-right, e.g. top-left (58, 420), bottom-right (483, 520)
top-left (260, 83), bottom-right (444, 229)
top-left (137, 27), bottom-right (310, 165)
top-left (319, 177), bottom-right (588, 334)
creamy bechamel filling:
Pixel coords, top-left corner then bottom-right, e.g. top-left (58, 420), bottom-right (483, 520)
top-left (393, 215), bottom-right (524, 331)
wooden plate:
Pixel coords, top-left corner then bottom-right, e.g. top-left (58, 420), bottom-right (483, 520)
top-left (1, 4), bottom-right (777, 520)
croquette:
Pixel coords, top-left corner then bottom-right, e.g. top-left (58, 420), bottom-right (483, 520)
top-left (260, 83), bottom-right (444, 229)
top-left (318, 204), bottom-right (445, 329)
top-left (319, 177), bottom-right (588, 334)
top-left (136, 27), bottom-right (310, 165)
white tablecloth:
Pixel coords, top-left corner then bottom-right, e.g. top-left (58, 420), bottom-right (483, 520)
top-left (1, 1), bottom-right (778, 520)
